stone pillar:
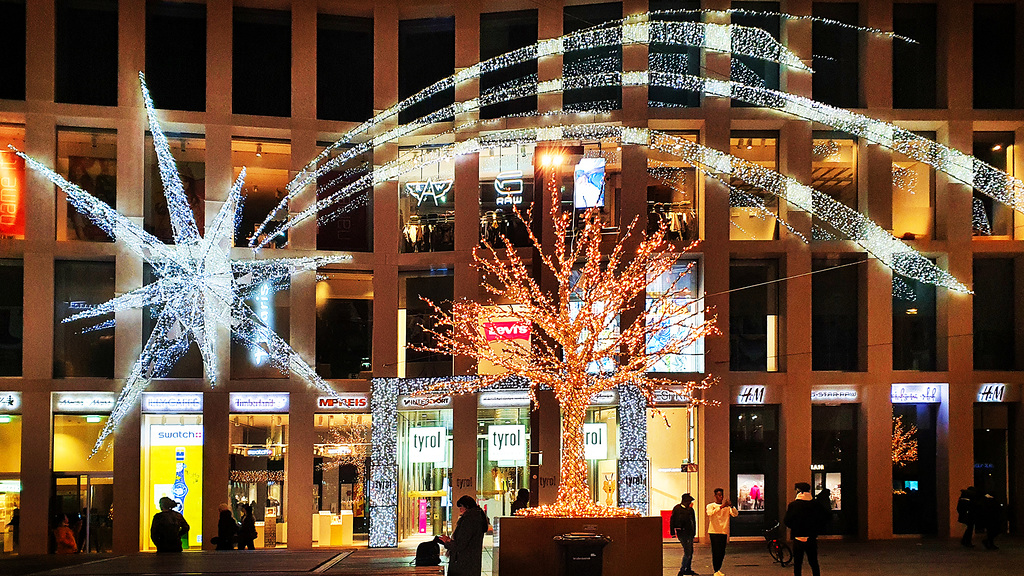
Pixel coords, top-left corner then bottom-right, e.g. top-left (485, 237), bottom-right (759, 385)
top-left (19, 390), bottom-right (51, 554)
top-left (202, 391), bottom-right (230, 549)
top-left (287, 391), bottom-right (316, 549)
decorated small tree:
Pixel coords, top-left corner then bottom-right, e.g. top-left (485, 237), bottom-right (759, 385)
top-left (412, 151), bottom-right (719, 517)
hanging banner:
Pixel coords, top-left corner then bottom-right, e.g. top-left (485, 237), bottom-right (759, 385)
top-left (0, 149), bottom-right (25, 237)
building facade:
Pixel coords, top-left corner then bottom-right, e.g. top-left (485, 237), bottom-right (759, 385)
top-left (0, 0), bottom-right (1022, 554)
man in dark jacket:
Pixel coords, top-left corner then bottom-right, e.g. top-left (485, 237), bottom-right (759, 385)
top-left (150, 497), bottom-right (189, 553)
top-left (784, 482), bottom-right (823, 576)
top-left (957, 486), bottom-right (978, 547)
top-left (670, 493), bottom-right (698, 576)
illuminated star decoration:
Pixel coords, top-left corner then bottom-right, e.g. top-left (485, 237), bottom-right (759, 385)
top-left (11, 74), bottom-right (346, 456)
top-left (405, 178), bottom-right (452, 206)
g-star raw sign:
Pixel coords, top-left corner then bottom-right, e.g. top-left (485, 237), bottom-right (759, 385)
top-left (493, 171), bottom-right (524, 205)
top-left (488, 424), bottom-right (526, 461)
top-left (810, 389), bottom-right (858, 403)
top-left (583, 423), bottom-right (608, 460)
top-left (150, 424), bottom-right (204, 446)
top-left (484, 320), bottom-right (531, 341)
top-left (409, 426), bottom-right (447, 464)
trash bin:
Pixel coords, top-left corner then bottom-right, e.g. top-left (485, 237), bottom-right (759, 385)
top-left (553, 532), bottom-right (612, 576)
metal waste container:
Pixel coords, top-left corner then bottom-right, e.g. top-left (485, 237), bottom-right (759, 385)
top-left (553, 532), bottom-right (612, 576)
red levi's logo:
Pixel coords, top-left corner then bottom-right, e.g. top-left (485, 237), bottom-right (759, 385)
top-left (484, 321), bottom-right (531, 341)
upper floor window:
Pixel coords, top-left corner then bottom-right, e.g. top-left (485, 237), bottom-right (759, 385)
top-left (648, 0), bottom-right (701, 108)
top-left (56, 0), bottom-right (117, 106)
top-left (146, 0), bottom-right (206, 112)
top-left (0, 0), bottom-right (26, 101)
top-left (144, 133), bottom-right (205, 244)
top-left (729, 133), bottom-right (778, 241)
top-left (812, 2), bottom-right (859, 109)
top-left (564, 2), bottom-right (622, 112)
top-left (730, 259), bottom-right (779, 372)
top-left (54, 260), bottom-right (114, 378)
top-left (0, 124), bottom-right (26, 240)
top-left (974, 3), bottom-right (1019, 109)
top-left (892, 3), bottom-right (937, 109)
top-left (317, 14), bottom-right (373, 122)
top-left (399, 18), bottom-right (455, 125)
top-left (974, 258), bottom-right (1017, 370)
top-left (647, 260), bottom-right (703, 373)
top-left (232, 139), bottom-right (290, 248)
top-left (56, 127), bottom-right (117, 243)
top-left (0, 259), bottom-right (23, 376)
top-left (972, 132), bottom-right (1015, 238)
top-left (317, 143), bottom-right (373, 252)
top-left (812, 256), bottom-right (862, 371)
top-left (892, 131), bottom-right (935, 240)
top-left (647, 132), bottom-right (699, 243)
top-left (479, 143), bottom-right (534, 249)
top-left (233, 7), bottom-right (291, 117)
top-left (480, 10), bottom-right (538, 119)
top-left (399, 147), bottom-right (454, 253)
top-left (731, 1), bottom-right (780, 106)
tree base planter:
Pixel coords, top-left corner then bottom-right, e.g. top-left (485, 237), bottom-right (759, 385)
top-left (493, 516), bottom-right (662, 576)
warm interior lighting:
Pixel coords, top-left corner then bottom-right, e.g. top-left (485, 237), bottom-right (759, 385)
top-left (86, 416), bottom-right (102, 423)
top-left (905, 308), bottom-right (918, 315)
top-left (0, 415), bottom-right (10, 423)
top-left (991, 144), bottom-right (1003, 152)
top-left (746, 138), bottom-right (753, 150)
top-left (256, 143), bottom-right (263, 157)
top-left (540, 153), bottom-right (563, 167)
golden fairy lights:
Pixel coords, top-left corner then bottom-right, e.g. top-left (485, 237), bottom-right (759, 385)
top-left (410, 154), bottom-right (718, 518)
top-left (892, 415), bottom-right (919, 467)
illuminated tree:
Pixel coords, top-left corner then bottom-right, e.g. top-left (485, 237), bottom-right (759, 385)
top-left (892, 415), bottom-right (918, 467)
top-left (412, 152), bottom-right (719, 518)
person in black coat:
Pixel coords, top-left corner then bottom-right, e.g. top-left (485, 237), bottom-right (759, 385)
top-left (439, 495), bottom-right (490, 576)
top-left (236, 503), bottom-right (257, 550)
top-left (670, 493), bottom-right (698, 576)
top-left (510, 488), bottom-right (530, 516)
top-left (784, 482), bottom-right (824, 576)
top-left (212, 505), bottom-right (238, 550)
top-left (957, 486), bottom-right (978, 547)
top-left (980, 493), bottom-right (1006, 550)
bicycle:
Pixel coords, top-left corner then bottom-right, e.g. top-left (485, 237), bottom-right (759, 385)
top-left (764, 522), bottom-right (792, 567)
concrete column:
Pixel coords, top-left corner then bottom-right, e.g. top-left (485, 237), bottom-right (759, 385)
top-left (942, 0), bottom-right (971, 112)
top-left (25, 0), bottom-right (54, 103)
top-left (112, 408), bottom-right (141, 553)
top-left (287, 391), bottom-right (316, 549)
top-left (862, 0), bottom-right (893, 111)
top-left (207, 0), bottom-right (232, 118)
top-left (451, 394), bottom-right (478, 504)
top-left (18, 390), bottom-right (51, 554)
top-left (536, 0), bottom-right (563, 113)
top-left (291, 0), bottom-right (317, 123)
top-left (118, 0), bottom-right (145, 111)
top-left (202, 390), bottom-right (230, 549)
top-left (861, 374), bottom-right (893, 539)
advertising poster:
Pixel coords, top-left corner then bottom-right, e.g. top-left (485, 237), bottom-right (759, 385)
top-left (573, 157), bottom-right (606, 208)
top-left (736, 473), bottom-right (765, 512)
top-left (66, 156), bottom-right (116, 241)
top-left (147, 424), bottom-right (203, 548)
top-left (0, 149), bottom-right (25, 238)
top-left (478, 306), bottom-right (531, 375)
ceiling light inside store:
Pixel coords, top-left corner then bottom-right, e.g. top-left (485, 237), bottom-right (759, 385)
top-left (256, 143), bottom-right (263, 158)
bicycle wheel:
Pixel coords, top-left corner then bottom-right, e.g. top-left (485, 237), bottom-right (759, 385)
top-left (778, 542), bottom-right (793, 566)
top-left (767, 540), bottom-right (782, 563)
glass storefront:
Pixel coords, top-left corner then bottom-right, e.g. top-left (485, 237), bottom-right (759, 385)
top-left (477, 391), bottom-right (531, 518)
top-left (584, 405), bottom-right (618, 507)
top-left (647, 132), bottom-right (699, 243)
top-left (314, 411), bottom-right (371, 545)
top-left (56, 127), bottom-right (117, 242)
top-left (0, 393), bottom-right (21, 554)
top-left (729, 404), bottom-right (780, 536)
top-left (811, 403), bottom-right (858, 535)
top-left (229, 393), bottom-right (289, 548)
top-left (399, 147), bottom-right (455, 253)
top-left (0, 124), bottom-right (26, 241)
top-left (891, 389), bottom-right (939, 535)
top-left (397, 407), bottom-right (453, 540)
top-left (649, 403), bottom-right (699, 538)
top-left (478, 144), bottom-right (534, 248)
top-left (974, 400), bottom-right (1013, 508)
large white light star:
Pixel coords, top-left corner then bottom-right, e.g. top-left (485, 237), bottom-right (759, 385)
top-left (12, 75), bottom-right (347, 456)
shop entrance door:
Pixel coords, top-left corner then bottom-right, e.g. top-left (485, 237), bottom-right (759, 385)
top-left (52, 474), bottom-right (113, 553)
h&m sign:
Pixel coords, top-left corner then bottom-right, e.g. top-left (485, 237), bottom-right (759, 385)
top-left (736, 385), bottom-right (766, 405)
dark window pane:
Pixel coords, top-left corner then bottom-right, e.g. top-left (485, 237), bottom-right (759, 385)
top-left (230, 269), bottom-right (290, 379)
top-left (973, 258), bottom-right (1015, 370)
top-left (564, 2), bottom-right (622, 112)
top-left (972, 132), bottom-right (1015, 236)
top-left (402, 274), bottom-right (453, 377)
top-left (974, 3), bottom-right (1016, 109)
top-left (0, 260), bottom-right (23, 376)
top-left (142, 264), bottom-right (202, 378)
top-left (317, 14), bottom-right (373, 122)
top-left (892, 3), bottom-right (937, 109)
top-left (812, 2), bottom-right (859, 108)
top-left (812, 257), bottom-right (860, 371)
top-left (731, 1), bottom-right (780, 107)
top-left (55, 0), bottom-right (118, 106)
top-left (648, 0), bottom-right (701, 108)
top-left (0, 0), bottom-right (26, 101)
top-left (480, 10), bottom-right (538, 120)
top-left (53, 260), bottom-right (115, 378)
top-left (233, 8), bottom-right (291, 117)
top-left (316, 298), bottom-right (372, 379)
top-left (892, 273), bottom-right (936, 371)
top-left (398, 17), bottom-right (455, 125)
top-left (146, 0), bottom-right (206, 112)
top-left (729, 260), bottom-right (778, 371)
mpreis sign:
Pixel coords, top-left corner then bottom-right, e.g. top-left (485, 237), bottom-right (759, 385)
top-left (317, 394), bottom-right (370, 411)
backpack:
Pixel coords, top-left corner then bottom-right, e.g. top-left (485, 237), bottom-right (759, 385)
top-left (415, 538), bottom-right (442, 566)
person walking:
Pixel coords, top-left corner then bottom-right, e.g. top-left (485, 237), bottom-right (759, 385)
top-left (150, 497), bottom-right (189, 553)
top-left (212, 504), bottom-right (239, 550)
top-left (438, 495), bottom-right (489, 576)
top-left (670, 493), bottom-right (698, 576)
top-left (784, 482), bottom-right (824, 576)
top-left (980, 493), bottom-right (1006, 550)
top-left (510, 488), bottom-right (530, 516)
top-left (237, 503), bottom-right (257, 550)
top-left (957, 487), bottom-right (978, 547)
top-left (53, 514), bottom-right (77, 554)
top-left (706, 487), bottom-right (738, 576)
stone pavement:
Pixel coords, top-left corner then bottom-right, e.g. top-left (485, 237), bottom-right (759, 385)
top-left (0, 537), bottom-right (1020, 575)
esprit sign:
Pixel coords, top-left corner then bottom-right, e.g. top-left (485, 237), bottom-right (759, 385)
top-left (484, 321), bottom-right (531, 341)
top-left (150, 424), bottom-right (204, 446)
top-left (409, 427), bottom-right (447, 464)
top-left (583, 423), bottom-right (608, 460)
top-left (488, 425), bottom-right (526, 461)
top-left (229, 393), bottom-right (289, 413)
top-left (891, 384), bottom-right (940, 404)
top-left (52, 392), bottom-right (116, 413)
top-left (0, 392), bottom-right (21, 413)
top-left (317, 394), bottom-right (370, 411)
top-left (142, 392), bottom-right (203, 413)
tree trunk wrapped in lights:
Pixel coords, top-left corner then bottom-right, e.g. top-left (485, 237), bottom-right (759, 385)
top-left (412, 154), bottom-right (719, 517)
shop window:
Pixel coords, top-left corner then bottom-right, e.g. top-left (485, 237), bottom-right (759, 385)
top-left (550, 141), bottom-right (621, 231)
top-left (232, 139), bottom-right (290, 248)
top-left (647, 260), bottom-right (703, 373)
top-left (729, 133), bottom-right (778, 240)
top-left (317, 14), bottom-right (373, 122)
top-left (811, 404), bottom-right (858, 536)
top-left (316, 143), bottom-right (373, 252)
top-left (399, 272), bottom-right (454, 378)
top-left (399, 148), bottom-right (454, 253)
top-left (647, 132), bottom-right (699, 242)
top-left (892, 402), bottom-right (938, 535)
top-left (973, 403), bottom-right (1011, 505)
top-left (0, 0), bottom-right (25, 101)
top-left (142, 263), bottom-right (203, 378)
top-left (314, 413), bottom-right (371, 540)
top-left (974, 4), bottom-right (1018, 109)
top-left (0, 407), bottom-right (19, 553)
top-left (584, 405), bottom-right (618, 506)
top-left (731, 2), bottom-right (780, 107)
top-left (480, 10), bottom-right (538, 120)
top-left (892, 132), bottom-right (935, 240)
top-left (648, 0), bottom-right (701, 108)
top-left (55, 0), bottom-right (117, 106)
top-left (145, 1), bottom-right (206, 112)
top-left (811, 3), bottom-right (859, 109)
top-left (563, 2), bottom-right (622, 112)
top-left (811, 134), bottom-right (857, 230)
top-left (53, 261), bottom-right (114, 378)
top-left (0, 260), bottom-right (23, 376)
top-left (811, 256), bottom-right (861, 371)
top-left (0, 125), bottom-right (26, 240)
top-left (229, 270), bottom-right (290, 380)
top-left (729, 405), bottom-right (779, 536)
top-left (397, 408), bottom-right (453, 540)
top-left (892, 272), bottom-right (937, 371)
top-left (479, 144), bottom-right (533, 248)
top-left (229, 413), bottom-right (288, 547)
top-left (648, 404), bottom-right (699, 522)
top-left (144, 133), bottom-right (205, 244)
top-left (315, 271), bottom-right (373, 379)
top-left (398, 18), bottom-right (455, 125)
top-left (893, 3), bottom-right (937, 109)
top-left (729, 259), bottom-right (779, 372)
top-left (477, 406), bottom-right (531, 517)
top-left (972, 133), bottom-right (1016, 238)
top-left (141, 413), bottom-right (203, 551)
top-left (52, 414), bottom-right (115, 472)
top-left (56, 128), bottom-right (117, 243)
top-left (973, 258), bottom-right (1016, 371)
top-left (233, 8), bottom-right (291, 117)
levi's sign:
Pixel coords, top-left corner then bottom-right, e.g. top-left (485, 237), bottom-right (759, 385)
top-left (484, 321), bottom-right (531, 341)
top-left (488, 424), bottom-right (526, 461)
top-left (409, 426), bottom-right (447, 464)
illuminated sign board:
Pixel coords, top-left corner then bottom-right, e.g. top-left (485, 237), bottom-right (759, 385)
top-left (251, 282), bottom-right (274, 366)
top-left (810, 389), bottom-right (859, 403)
top-left (398, 395), bottom-right (452, 410)
top-left (736, 385), bottom-right (766, 405)
top-left (405, 178), bottom-right (452, 206)
top-left (245, 447), bottom-right (273, 457)
top-left (488, 424), bottom-right (526, 462)
top-left (653, 388), bottom-right (690, 405)
top-left (484, 320), bottom-right (531, 341)
top-left (150, 424), bottom-right (204, 446)
top-left (52, 392), bottom-right (116, 413)
top-left (590, 390), bottom-right (618, 406)
top-left (479, 390), bottom-right (531, 408)
top-left (573, 157), bottom-right (606, 208)
top-left (408, 427), bottom-right (447, 464)
top-left (890, 384), bottom-right (941, 404)
top-left (317, 394), bottom-right (370, 411)
top-left (583, 423), bottom-right (608, 460)
top-left (494, 171), bottom-right (524, 205)
top-left (0, 149), bottom-right (26, 237)
top-left (0, 392), bottom-right (21, 413)
top-left (142, 392), bottom-right (203, 413)
top-left (229, 392), bottom-right (289, 413)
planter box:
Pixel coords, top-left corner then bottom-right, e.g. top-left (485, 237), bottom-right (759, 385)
top-left (493, 516), bottom-right (661, 576)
